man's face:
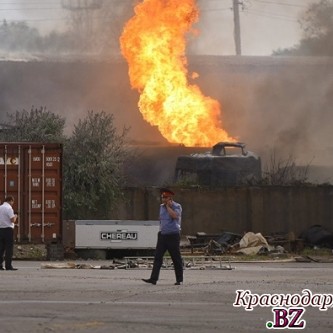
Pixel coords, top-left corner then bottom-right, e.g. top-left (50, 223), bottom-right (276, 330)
top-left (161, 195), bottom-right (171, 204)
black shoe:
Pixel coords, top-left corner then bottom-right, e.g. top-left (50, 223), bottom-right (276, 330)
top-left (6, 267), bottom-right (18, 271)
top-left (142, 278), bottom-right (156, 285)
top-left (174, 282), bottom-right (183, 285)
top-left (0, 267), bottom-right (4, 271)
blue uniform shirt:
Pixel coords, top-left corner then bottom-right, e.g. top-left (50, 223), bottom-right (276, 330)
top-left (159, 201), bottom-right (182, 235)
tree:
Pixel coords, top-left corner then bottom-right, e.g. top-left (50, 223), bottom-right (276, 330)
top-left (0, 106), bottom-right (66, 143)
top-left (63, 110), bottom-right (130, 219)
top-left (259, 151), bottom-right (311, 186)
top-left (273, 0), bottom-right (333, 56)
top-left (0, 19), bottom-right (88, 55)
top-left (300, 0), bottom-right (333, 39)
top-left (1, 107), bottom-right (132, 220)
top-left (0, 20), bottom-right (41, 52)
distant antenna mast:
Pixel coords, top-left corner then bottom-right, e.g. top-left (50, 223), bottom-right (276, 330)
top-left (61, 0), bottom-right (103, 49)
top-left (61, 0), bottom-right (102, 10)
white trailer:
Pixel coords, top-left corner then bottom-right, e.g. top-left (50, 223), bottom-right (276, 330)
top-left (75, 220), bottom-right (160, 250)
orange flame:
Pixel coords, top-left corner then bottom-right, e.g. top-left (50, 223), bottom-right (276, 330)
top-left (120, 0), bottom-right (236, 147)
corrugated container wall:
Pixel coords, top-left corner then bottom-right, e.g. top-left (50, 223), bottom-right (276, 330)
top-left (0, 143), bottom-right (63, 243)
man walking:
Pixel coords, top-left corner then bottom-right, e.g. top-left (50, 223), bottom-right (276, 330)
top-left (142, 188), bottom-right (183, 285)
top-left (0, 195), bottom-right (18, 271)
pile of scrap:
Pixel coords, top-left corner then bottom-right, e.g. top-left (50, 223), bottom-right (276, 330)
top-left (182, 256), bottom-right (233, 270)
top-left (185, 231), bottom-right (242, 255)
top-left (299, 225), bottom-right (333, 249)
top-left (265, 231), bottom-right (304, 253)
top-left (200, 232), bottom-right (273, 256)
top-left (232, 232), bottom-right (273, 255)
top-left (185, 230), bottom-right (310, 257)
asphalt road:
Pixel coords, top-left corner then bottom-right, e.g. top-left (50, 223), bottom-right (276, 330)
top-left (0, 260), bottom-right (332, 333)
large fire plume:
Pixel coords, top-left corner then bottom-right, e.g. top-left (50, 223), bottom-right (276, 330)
top-left (120, 0), bottom-right (236, 147)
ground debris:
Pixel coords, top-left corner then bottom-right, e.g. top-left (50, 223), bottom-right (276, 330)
top-left (41, 262), bottom-right (78, 269)
top-left (184, 230), bottom-right (307, 257)
top-left (40, 260), bottom-right (127, 269)
top-left (40, 256), bottom-right (234, 270)
top-left (14, 244), bottom-right (47, 260)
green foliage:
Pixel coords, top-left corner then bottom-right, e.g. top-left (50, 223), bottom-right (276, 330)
top-left (174, 174), bottom-right (201, 187)
top-left (63, 111), bottom-right (130, 219)
top-left (1, 107), bottom-right (131, 220)
top-left (0, 106), bottom-right (66, 143)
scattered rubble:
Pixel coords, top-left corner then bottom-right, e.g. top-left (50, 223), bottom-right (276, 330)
top-left (41, 257), bottom-right (234, 270)
top-left (299, 225), bottom-right (333, 249)
top-left (14, 227), bottom-right (333, 265)
top-left (185, 231), bottom-right (242, 255)
top-left (184, 230), bottom-right (306, 257)
top-left (235, 232), bottom-right (273, 255)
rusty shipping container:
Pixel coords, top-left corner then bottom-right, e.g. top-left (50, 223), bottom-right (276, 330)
top-left (0, 143), bottom-right (62, 243)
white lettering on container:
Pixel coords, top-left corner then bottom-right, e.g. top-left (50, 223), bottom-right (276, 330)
top-left (31, 200), bottom-right (41, 209)
top-left (32, 178), bottom-right (41, 187)
top-left (46, 178), bottom-right (56, 187)
top-left (45, 200), bottom-right (56, 209)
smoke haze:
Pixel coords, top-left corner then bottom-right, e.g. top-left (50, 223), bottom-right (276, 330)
top-left (1, 0), bottom-right (333, 184)
top-left (0, 0), bottom-right (321, 56)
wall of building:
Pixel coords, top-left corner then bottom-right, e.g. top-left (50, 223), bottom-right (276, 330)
top-left (111, 186), bottom-right (333, 237)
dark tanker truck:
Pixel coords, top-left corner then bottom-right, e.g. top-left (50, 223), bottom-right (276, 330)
top-left (174, 142), bottom-right (261, 186)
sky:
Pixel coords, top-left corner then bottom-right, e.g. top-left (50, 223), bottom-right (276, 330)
top-left (0, 0), bottom-right (68, 35)
top-left (0, 0), bottom-right (323, 56)
top-left (195, 0), bottom-right (321, 55)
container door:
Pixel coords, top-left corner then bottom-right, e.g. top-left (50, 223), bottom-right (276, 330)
top-left (0, 144), bottom-right (22, 242)
top-left (23, 145), bottom-right (62, 243)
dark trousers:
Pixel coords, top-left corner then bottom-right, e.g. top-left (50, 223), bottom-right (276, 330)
top-left (0, 228), bottom-right (14, 269)
top-left (150, 232), bottom-right (183, 283)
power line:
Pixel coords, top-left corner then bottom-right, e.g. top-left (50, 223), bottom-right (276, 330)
top-left (0, 1), bottom-right (58, 3)
top-left (247, 7), bottom-right (300, 20)
top-left (0, 8), bottom-right (62, 10)
top-left (252, 0), bottom-right (308, 8)
top-left (201, 8), bottom-right (231, 12)
top-left (2, 17), bottom-right (67, 23)
top-left (245, 9), bottom-right (299, 23)
top-left (0, 1), bottom-right (60, 4)
top-left (0, 15), bottom-right (126, 23)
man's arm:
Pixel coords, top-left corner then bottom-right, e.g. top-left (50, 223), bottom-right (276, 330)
top-left (166, 199), bottom-right (180, 219)
top-left (10, 214), bottom-right (17, 223)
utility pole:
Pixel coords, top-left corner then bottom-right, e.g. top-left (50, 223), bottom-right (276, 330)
top-left (233, 0), bottom-right (242, 55)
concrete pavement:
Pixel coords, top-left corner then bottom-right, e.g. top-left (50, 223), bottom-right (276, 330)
top-left (0, 260), bottom-right (332, 333)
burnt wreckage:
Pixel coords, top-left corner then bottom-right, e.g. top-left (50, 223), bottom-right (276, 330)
top-left (175, 142), bottom-right (261, 186)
